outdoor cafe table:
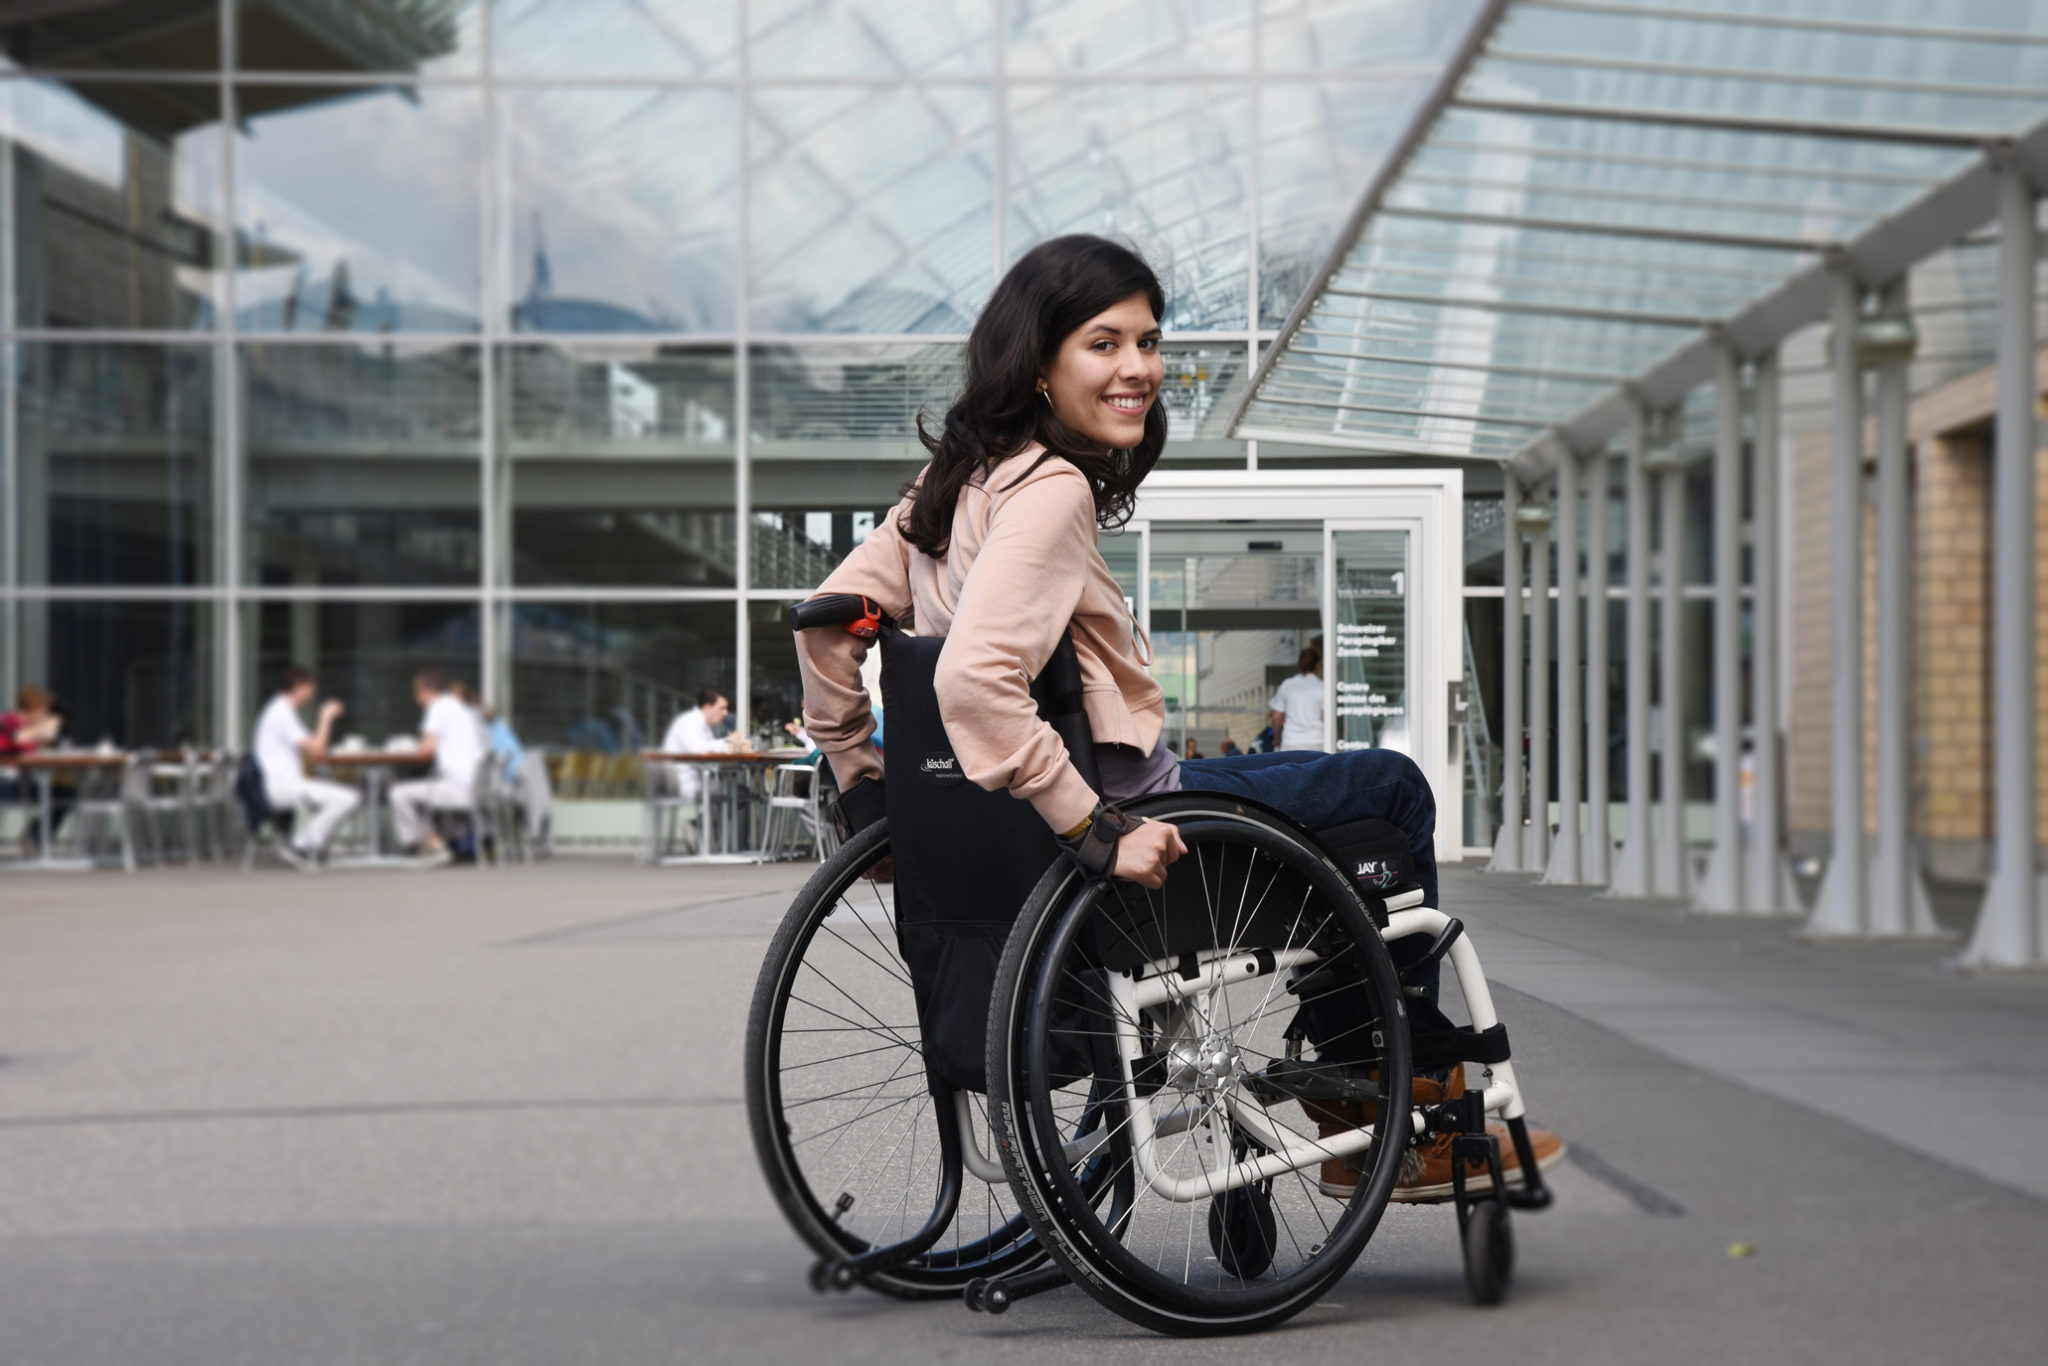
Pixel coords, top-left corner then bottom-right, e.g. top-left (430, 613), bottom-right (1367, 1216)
top-left (2, 750), bottom-right (128, 873)
top-left (315, 749), bottom-right (431, 868)
top-left (642, 750), bottom-right (802, 865)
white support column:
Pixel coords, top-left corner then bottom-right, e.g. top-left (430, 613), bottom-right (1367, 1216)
top-left (1963, 158), bottom-right (2045, 968)
top-left (1806, 272), bottom-right (1869, 938)
top-left (1609, 404), bottom-right (1656, 898)
top-left (1652, 448), bottom-right (1693, 899)
top-left (1747, 349), bottom-right (1801, 914)
top-left (1544, 446), bottom-right (1584, 884)
top-left (1695, 345), bottom-right (1747, 913)
top-left (1863, 279), bottom-right (1943, 938)
top-left (1489, 475), bottom-right (1526, 872)
top-left (1524, 495), bottom-right (1554, 870)
top-left (1586, 444), bottom-right (1613, 886)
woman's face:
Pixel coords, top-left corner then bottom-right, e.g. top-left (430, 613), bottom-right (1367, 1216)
top-left (1040, 292), bottom-right (1163, 451)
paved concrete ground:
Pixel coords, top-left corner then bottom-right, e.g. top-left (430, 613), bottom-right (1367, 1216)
top-left (2, 860), bottom-right (2045, 1365)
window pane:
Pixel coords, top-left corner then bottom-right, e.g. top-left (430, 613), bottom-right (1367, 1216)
top-left (748, 342), bottom-right (958, 589)
top-left (1158, 342), bottom-right (1249, 463)
top-left (748, 599), bottom-right (820, 750)
top-left (245, 599), bottom-right (478, 745)
top-left (506, 599), bottom-right (735, 749)
top-left (242, 342), bottom-right (481, 587)
top-left (493, 0), bottom-right (737, 77)
top-left (500, 343), bottom-right (737, 586)
top-left (1259, 80), bottom-right (1437, 327)
top-left (15, 343), bottom-right (214, 587)
top-left (1260, 0), bottom-right (1481, 71)
top-left (750, 85), bottom-right (993, 333)
top-left (1007, 81), bottom-right (1248, 330)
top-left (750, 0), bottom-right (992, 76)
top-left (2, 3), bottom-right (220, 71)
top-left (236, 0), bottom-right (481, 75)
top-left (236, 84), bottom-right (480, 332)
top-left (4, 81), bottom-right (222, 329)
top-left (1005, 0), bottom-right (1249, 74)
top-left (498, 86), bottom-right (737, 334)
top-left (16, 599), bottom-right (215, 748)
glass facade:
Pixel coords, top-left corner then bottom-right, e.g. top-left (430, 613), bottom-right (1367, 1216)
top-left (0, 0), bottom-right (1479, 782)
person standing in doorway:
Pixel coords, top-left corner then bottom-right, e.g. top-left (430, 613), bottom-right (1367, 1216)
top-left (253, 665), bottom-right (360, 870)
top-left (1268, 645), bottom-right (1326, 752)
top-left (390, 668), bottom-right (483, 865)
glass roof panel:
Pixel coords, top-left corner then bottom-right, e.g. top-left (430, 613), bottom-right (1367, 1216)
top-left (1233, 0), bottom-right (2048, 466)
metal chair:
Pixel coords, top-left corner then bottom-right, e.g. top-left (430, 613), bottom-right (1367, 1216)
top-left (760, 762), bottom-right (826, 862)
top-left (66, 754), bottom-right (143, 873)
top-left (135, 750), bottom-right (202, 865)
top-left (641, 754), bottom-right (700, 862)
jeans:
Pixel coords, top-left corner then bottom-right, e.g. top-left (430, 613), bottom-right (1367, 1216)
top-left (1176, 746), bottom-right (1456, 1040)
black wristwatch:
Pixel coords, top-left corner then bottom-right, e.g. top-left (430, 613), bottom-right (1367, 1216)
top-left (1057, 801), bottom-right (1142, 878)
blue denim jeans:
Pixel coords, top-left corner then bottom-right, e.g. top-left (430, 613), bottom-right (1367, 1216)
top-left (1176, 747), bottom-right (1454, 1038)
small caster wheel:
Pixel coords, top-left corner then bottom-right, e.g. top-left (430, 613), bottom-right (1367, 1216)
top-left (829, 1260), bottom-right (859, 1292)
top-left (1462, 1200), bottom-right (1514, 1306)
top-left (808, 1259), bottom-right (834, 1295)
top-left (963, 1279), bottom-right (988, 1313)
top-left (981, 1279), bottom-right (1013, 1314)
top-left (1207, 1185), bottom-right (1278, 1281)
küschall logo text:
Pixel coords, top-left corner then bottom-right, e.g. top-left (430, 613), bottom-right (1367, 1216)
top-left (919, 752), bottom-right (964, 785)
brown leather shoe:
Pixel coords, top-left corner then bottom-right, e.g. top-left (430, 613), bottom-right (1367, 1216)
top-left (1388, 1120), bottom-right (1566, 1203)
top-left (1304, 1067), bottom-right (1462, 1200)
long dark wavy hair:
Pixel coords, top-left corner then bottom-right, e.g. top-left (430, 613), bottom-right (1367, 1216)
top-left (900, 235), bottom-right (1168, 558)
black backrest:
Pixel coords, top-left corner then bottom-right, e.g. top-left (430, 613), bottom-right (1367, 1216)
top-left (881, 629), bottom-right (1098, 1093)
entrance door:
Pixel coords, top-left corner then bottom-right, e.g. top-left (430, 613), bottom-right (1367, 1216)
top-left (1116, 470), bottom-right (1465, 856)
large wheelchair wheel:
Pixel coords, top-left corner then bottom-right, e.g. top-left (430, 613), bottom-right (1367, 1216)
top-left (745, 819), bottom-right (1049, 1297)
top-left (988, 794), bottom-right (1413, 1336)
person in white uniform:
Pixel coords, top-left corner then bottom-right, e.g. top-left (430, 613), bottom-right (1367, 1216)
top-left (660, 686), bottom-right (730, 803)
top-left (390, 667), bottom-right (486, 860)
top-left (253, 665), bottom-right (360, 869)
top-left (1267, 645), bottom-right (1327, 752)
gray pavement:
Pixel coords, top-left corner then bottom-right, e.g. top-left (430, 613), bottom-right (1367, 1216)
top-left (2, 859), bottom-right (2045, 1365)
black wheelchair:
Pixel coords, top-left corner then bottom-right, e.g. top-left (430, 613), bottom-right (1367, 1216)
top-left (746, 596), bottom-right (1552, 1336)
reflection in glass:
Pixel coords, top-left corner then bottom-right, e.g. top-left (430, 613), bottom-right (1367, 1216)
top-left (493, 0), bottom-right (736, 77)
top-left (19, 600), bottom-right (214, 747)
top-left (1157, 343), bottom-right (1249, 463)
top-left (236, 0), bottom-right (481, 75)
top-left (15, 344), bottom-right (213, 586)
top-left (750, 85), bottom-right (993, 333)
top-left (1, 2), bottom-right (220, 70)
top-left (750, 0), bottom-right (992, 77)
top-left (1260, 0), bottom-right (1480, 72)
top-left (1007, 82), bottom-right (1249, 330)
top-left (504, 601), bottom-right (734, 755)
top-left (241, 342), bottom-right (481, 586)
top-left (236, 84), bottom-right (480, 332)
top-left (246, 599), bottom-right (476, 744)
top-left (497, 87), bottom-right (737, 334)
top-left (1260, 81), bottom-right (1434, 326)
top-left (748, 599), bottom-right (811, 750)
top-left (1006, 0), bottom-right (1247, 74)
top-left (500, 344), bottom-right (736, 586)
top-left (748, 342), bottom-right (958, 588)
top-left (4, 81), bottom-right (221, 328)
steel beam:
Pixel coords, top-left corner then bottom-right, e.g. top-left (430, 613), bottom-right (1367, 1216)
top-left (1653, 453), bottom-right (1694, 899)
top-left (1963, 161), bottom-right (2046, 968)
top-left (1449, 95), bottom-right (1999, 149)
top-left (1520, 0), bottom-right (2048, 48)
top-left (1694, 345), bottom-right (1748, 914)
top-left (1586, 443), bottom-right (1613, 886)
top-left (1608, 404), bottom-right (1656, 898)
top-left (1489, 476), bottom-right (1527, 873)
top-left (1318, 285), bottom-right (1710, 331)
top-left (1374, 204), bottom-right (1826, 256)
top-left (1861, 280), bottom-right (1946, 937)
top-left (1806, 273), bottom-right (1870, 938)
top-left (1525, 497), bottom-right (1554, 871)
top-left (1746, 349), bottom-right (1801, 914)
top-left (1543, 446), bottom-right (1585, 884)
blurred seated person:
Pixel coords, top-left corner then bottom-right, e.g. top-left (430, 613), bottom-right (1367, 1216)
top-left (391, 668), bottom-right (485, 864)
top-left (453, 683), bottom-right (524, 781)
top-left (1219, 736), bottom-right (1241, 756)
top-left (253, 665), bottom-right (359, 870)
top-left (0, 685), bottom-right (70, 852)
top-left (660, 686), bottom-right (731, 803)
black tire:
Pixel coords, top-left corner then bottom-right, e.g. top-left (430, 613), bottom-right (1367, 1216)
top-left (745, 819), bottom-right (1047, 1297)
top-left (988, 793), bottom-right (1413, 1335)
top-left (1463, 1200), bottom-right (1514, 1306)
